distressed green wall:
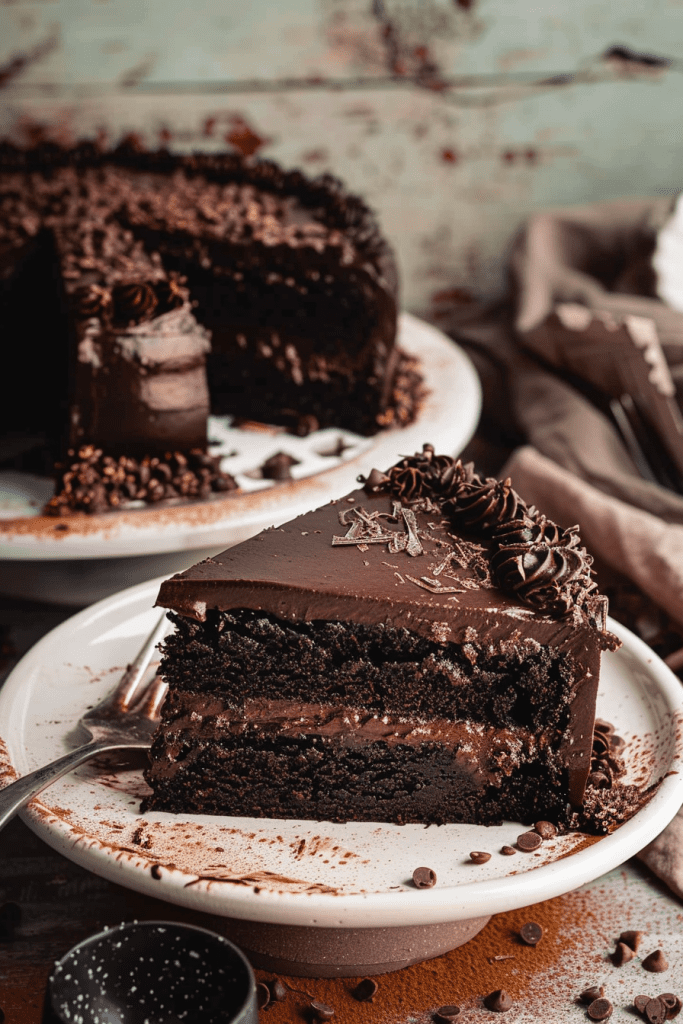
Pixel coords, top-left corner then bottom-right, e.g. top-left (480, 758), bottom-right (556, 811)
top-left (2, 0), bottom-right (682, 315)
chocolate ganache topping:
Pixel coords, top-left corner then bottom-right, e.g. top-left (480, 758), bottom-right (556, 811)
top-left (362, 445), bottom-right (599, 621)
top-left (73, 275), bottom-right (188, 325)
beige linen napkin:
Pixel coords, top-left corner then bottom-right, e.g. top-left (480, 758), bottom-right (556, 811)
top-left (444, 197), bottom-right (683, 900)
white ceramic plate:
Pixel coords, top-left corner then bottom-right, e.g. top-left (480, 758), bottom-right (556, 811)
top-left (0, 313), bottom-right (480, 561)
top-left (1, 578), bottom-right (681, 930)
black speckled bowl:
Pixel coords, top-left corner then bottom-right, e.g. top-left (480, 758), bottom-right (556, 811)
top-left (44, 920), bottom-right (258, 1024)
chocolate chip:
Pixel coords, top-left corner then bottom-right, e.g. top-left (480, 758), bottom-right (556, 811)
top-left (257, 983), bottom-right (271, 1009)
top-left (500, 845), bottom-right (516, 856)
top-left (635, 996), bottom-right (651, 1013)
top-left (483, 989), bottom-right (513, 1013)
top-left (412, 866), bottom-right (437, 888)
top-left (519, 922), bottom-right (543, 946)
top-left (619, 929), bottom-right (644, 952)
top-left (643, 949), bottom-right (669, 973)
top-left (659, 993), bottom-right (682, 1019)
top-left (587, 997), bottom-right (614, 1020)
top-left (516, 831), bottom-right (542, 852)
top-left (261, 451), bottom-right (299, 481)
top-left (150, 864), bottom-right (162, 880)
top-left (612, 940), bottom-right (635, 966)
top-left (269, 978), bottom-right (288, 1002)
top-left (469, 851), bottom-right (491, 864)
top-left (352, 979), bottom-right (378, 1002)
top-left (310, 1000), bottom-right (335, 1020)
top-left (534, 820), bottom-right (557, 839)
top-left (645, 998), bottom-right (668, 1024)
top-left (580, 987), bottom-right (605, 1004)
top-left (434, 1006), bottom-right (461, 1022)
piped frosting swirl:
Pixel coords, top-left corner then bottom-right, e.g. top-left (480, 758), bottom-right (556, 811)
top-left (112, 282), bottom-right (159, 325)
top-left (363, 446), bottom-right (599, 621)
top-left (360, 443), bottom-right (475, 502)
top-left (443, 477), bottom-right (527, 534)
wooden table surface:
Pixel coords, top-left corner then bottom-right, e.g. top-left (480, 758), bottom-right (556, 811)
top-left (0, 592), bottom-right (682, 1024)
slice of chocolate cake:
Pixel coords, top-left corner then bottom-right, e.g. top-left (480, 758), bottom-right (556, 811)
top-left (145, 446), bottom-right (619, 826)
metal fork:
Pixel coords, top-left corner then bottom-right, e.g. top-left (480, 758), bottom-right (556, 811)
top-left (0, 612), bottom-right (170, 832)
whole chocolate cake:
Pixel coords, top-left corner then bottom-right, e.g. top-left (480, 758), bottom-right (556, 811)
top-left (145, 445), bottom-right (619, 826)
top-left (0, 140), bottom-right (415, 513)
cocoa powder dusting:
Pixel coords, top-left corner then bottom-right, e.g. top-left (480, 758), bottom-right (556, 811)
top-left (255, 876), bottom-right (682, 1022)
top-left (252, 895), bottom-right (584, 1020)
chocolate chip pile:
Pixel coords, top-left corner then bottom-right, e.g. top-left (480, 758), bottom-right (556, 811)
top-left (633, 992), bottom-right (682, 1021)
top-left (45, 444), bottom-right (237, 515)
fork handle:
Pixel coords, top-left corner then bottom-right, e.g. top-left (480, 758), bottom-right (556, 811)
top-left (0, 739), bottom-right (130, 832)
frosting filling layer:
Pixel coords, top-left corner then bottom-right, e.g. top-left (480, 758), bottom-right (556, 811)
top-left (144, 692), bottom-right (567, 825)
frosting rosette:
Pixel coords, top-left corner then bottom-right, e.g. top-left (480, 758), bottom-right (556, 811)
top-left (494, 514), bottom-right (581, 551)
top-left (366, 444), bottom-right (473, 501)
top-left (362, 446), bottom-right (603, 620)
top-left (491, 513), bottom-right (595, 616)
top-left (112, 281), bottom-right (159, 325)
top-left (444, 476), bottom-right (527, 534)
top-left (72, 283), bottom-right (112, 320)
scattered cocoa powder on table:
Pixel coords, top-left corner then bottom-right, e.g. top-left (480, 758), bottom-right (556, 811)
top-left (255, 875), bottom-right (681, 1022)
top-left (256, 890), bottom-right (595, 1022)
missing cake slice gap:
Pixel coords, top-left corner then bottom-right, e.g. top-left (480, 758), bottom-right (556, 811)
top-left (144, 444), bottom-right (620, 827)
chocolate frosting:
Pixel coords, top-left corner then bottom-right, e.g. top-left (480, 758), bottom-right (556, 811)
top-left (157, 474), bottom-right (615, 651)
top-left (365, 446), bottom-right (604, 624)
top-left (382, 443), bottom-right (474, 501)
top-left (148, 692), bottom-right (551, 791)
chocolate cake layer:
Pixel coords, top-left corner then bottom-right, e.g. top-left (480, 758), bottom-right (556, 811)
top-left (149, 448), bottom-right (619, 825)
top-left (145, 689), bottom-right (566, 825)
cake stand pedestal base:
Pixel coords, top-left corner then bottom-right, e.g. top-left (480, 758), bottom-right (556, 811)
top-left (216, 915), bottom-right (492, 977)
